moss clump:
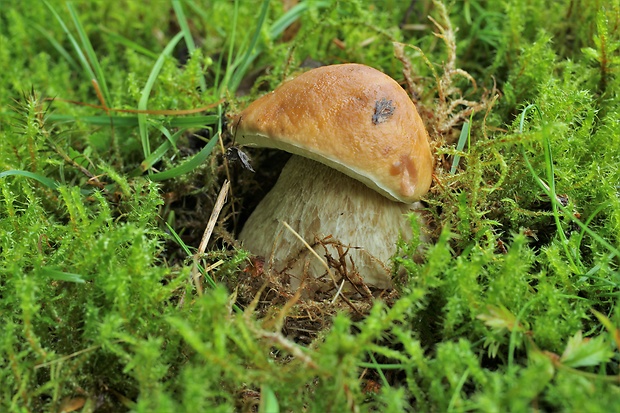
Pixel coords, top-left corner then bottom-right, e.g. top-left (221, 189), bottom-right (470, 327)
top-left (1, 0), bottom-right (619, 411)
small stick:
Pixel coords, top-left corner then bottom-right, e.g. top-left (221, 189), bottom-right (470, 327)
top-left (281, 221), bottom-right (338, 287)
top-left (204, 259), bottom-right (225, 272)
top-left (331, 280), bottom-right (346, 305)
top-left (191, 180), bottom-right (230, 295)
top-left (197, 180), bottom-right (230, 255)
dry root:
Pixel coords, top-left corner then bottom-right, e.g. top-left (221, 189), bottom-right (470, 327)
top-left (233, 236), bottom-right (399, 345)
top-left (394, 0), bottom-right (498, 142)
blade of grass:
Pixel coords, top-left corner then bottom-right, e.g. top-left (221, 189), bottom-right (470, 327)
top-left (357, 362), bottom-right (412, 369)
top-left (183, 1), bottom-right (210, 20)
top-left (47, 114), bottom-right (218, 127)
top-left (66, 2), bottom-right (111, 107)
top-left (237, 0), bottom-right (329, 85)
top-left (48, 114), bottom-right (140, 126)
top-left (541, 119), bottom-right (582, 270)
top-left (153, 123), bottom-right (180, 152)
top-left (258, 385), bottom-right (280, 413)
top-left (138, 127), bottom-right (187, 171)
top-left (172, 0), bottom-right (207, 93)
top-left (148, 132), bottom-right (218, 181)
top-left (99, 26), bottom-right (159, 59)
top-left (0, 170), bottom-right (94, 195)
top-left (450, 121), bottom-right (470, 174)
top-left (49, 112), bottom-right (219, 176)
top-left (367, 352), bottom-right (389, 387)
top-left (447, 368), bottom-right (470, 413)
top-left (183, 0), bottom-right (242, 94)
top-left (518, 104), bottom-right (579, 272)
top-left (573, 202), bottom-right (610, 271)
top-left (32, 23), bottom-right (80, 72)
top-left (165, 222), bottom-right (218, 289)
top-left (0, 170), bottom-right (60, 190)
top-left (169, 115), bottom-right (219, 127)
top-left (38, 267), bottom-right (86, 284)
top-left (269, 1), bottom-right (328, 39)
top-left (131, 116), bottom-right (220, 175)
top-left (138, 31), bottom-right (184, 160)
top-left (518, 104), bottom-right (620, 262)
top-left (213, 40), bottom-right (227, 96)
top-left (575, 203), bottom-right (608, 252)
top-left (227, 0), bottom-right (270, 93)
top-left (221, 0), bottom-right (328, 94)
top-left (127, 128), bottom-right (187, 177)
top-left (44, 1), bottom-right (96, 81)
top-left (172, 0), bottom-right (196, 52)
top-left (216, 0), bottom-right (241, 95)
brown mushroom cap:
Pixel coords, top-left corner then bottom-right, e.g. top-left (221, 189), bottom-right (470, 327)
top-left (233, 63), bottom-right (433, 203)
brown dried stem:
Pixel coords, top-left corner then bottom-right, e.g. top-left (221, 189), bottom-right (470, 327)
top-left (394, 0), bottom-right (498, 140)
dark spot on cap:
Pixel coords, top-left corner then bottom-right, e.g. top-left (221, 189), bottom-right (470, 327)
top-left (372, 98), bottom-right (395, 125)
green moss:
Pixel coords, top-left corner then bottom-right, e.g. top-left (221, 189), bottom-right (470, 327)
top-left (1, 0), bottom-right (619, 411)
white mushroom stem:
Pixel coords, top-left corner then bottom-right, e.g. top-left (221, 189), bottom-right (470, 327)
top-left (239, 155), bottom-right (426, 291)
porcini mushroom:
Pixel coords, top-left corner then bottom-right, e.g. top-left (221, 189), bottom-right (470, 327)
top-left (233, 63), bottom-right (433, 291)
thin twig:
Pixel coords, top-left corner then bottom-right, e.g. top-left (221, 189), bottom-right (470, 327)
top-left (197, 180), bottom-right (230, 255)
top-left (191, 180), bottom-right (230, 294)
top-left (281, 221), bottom-right (338, 288)
top-left (331, 280), bottom-right (346, 305)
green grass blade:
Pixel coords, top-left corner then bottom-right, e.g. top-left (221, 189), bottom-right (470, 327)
top-left (99, 26), bottom-right (159, 59)
top-left (48, 114), bottom-right (140, 126)
top-left (357, 362), bottom-right (412, 369)
top-left (541, 119), bottom-right (581, 271)
top-left (38, 267), bottom-right (86, 284)
top-left (130, 126), bottom-right (188, 176)
top-left (0, 170), bottom-right (60, 190)
top-left (575, 203), bottom-right (608, 259)
top-left (48, 114), bottom-right (219, 128)
top-left (367, 352), bottom-right (389, 387)
top-left (213, 40), bottom-right (227, 96)
top-left (219, 0), bottom-right (327, 94)
top-left (32, 23), bottom-right (80, 72)
top-left (223, 0), bottom-right (327, 94)
top-left (148, 132), bottom-right (218, 181)
top-left (172, 0), bottom-right (207, 93)
top-left (138, 138), bottom-right (180, 173)
top-left (172, 0), bottom-right (196, 52)
top-left (228, 0), bottom-right (270, 93)
top-left (66, 2), bottom-right (111, 106)
top-left (518, 104), bottom-right (620, 262)
top-left (518, 104), bottom-right (581, 272)
top-left (169, 115), bottom-right (219, 127)
top-left (522, 152), bottom-right (618, 258)
top-left (165, 222), bottom-right (218, 289)
top-left (165, 222), bottom-right (195, 257)
top-left (447, 368), bottom-right (470, 412)
top-left (153, 123), bottom-right (180, 152)
top-left (183, 1), bottom-right (209, 20)
top-left (269, 1), bottom-right (328, 39)
top-left (450, 121), bottom-right (470, 174)
top-left (138, 31), bottom-right (184, 160)
top-left (44, 1), bottom-right (96, 80)
top-left (216, 0), bottom-right (241, 96)
top-left (259, 385), bottom-right (280, 413)
top-left (0, 170), bottom-right (95, 195)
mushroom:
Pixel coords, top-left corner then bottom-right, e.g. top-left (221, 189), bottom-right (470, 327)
top-left (233, 63), bottom-right (433, 292)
